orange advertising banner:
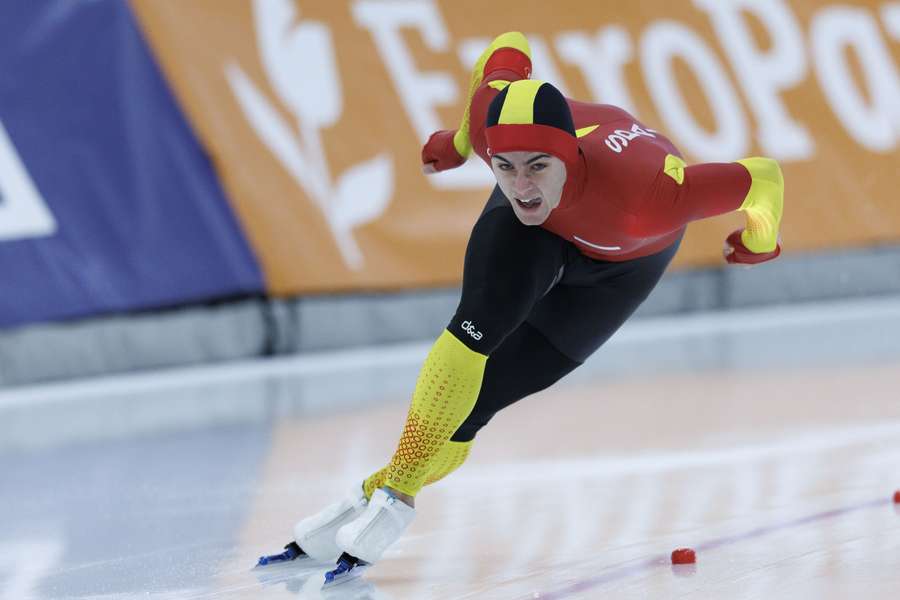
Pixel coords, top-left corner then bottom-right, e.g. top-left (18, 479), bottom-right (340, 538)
top-left (130, 0), bottom-right (900, 295)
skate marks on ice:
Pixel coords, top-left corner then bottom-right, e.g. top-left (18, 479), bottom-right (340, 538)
top-left (531, 496), bottom-right (894, 600)
top-left (204, 409), bottom-right (400, 600)
top-left (253, 561), bottom-right (386, 600)
top-left (0, 539), bottom-right (63, 600)
top-left (131, 560), bottom-right (384, 600)
top-left (228, 360), bottom-right (900, 599)
top-left (372, 420), bottom-right (900, 599)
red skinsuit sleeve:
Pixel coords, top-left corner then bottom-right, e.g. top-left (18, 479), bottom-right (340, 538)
top-left (631, 162), bottom-right (752, 237)
top-left (468, 69), bottom-right (525, 164)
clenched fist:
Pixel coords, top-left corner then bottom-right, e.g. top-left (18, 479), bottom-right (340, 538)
top-left (421, 130), bottom-right (466, 174)
top-left (723, 229), bottom-right (781, 265)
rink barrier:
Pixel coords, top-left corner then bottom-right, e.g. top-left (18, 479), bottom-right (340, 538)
top-left (2, 242), bottom-right (900, 387)
top-left (1, 293), bottom-right (900, 451)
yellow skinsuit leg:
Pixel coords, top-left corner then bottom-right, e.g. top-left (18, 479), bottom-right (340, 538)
top-left (423, 440), bottom-right (473, 486)
top-left (362, 330), bottom-right (486, 498)
top-left (363, 440), bottom-right (473, 499)
top-left (736, 157), bottom-right (784, 253)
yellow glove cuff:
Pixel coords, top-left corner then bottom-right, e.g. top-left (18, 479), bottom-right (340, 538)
top-left (737, 157), bottom-right (784, 253)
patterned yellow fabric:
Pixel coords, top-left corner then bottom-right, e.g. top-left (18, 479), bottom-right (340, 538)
top-left (423, 441), bottom-right (473, 486)
top-left (362, 465), bottom-right (389, 500)
top-left (737, 157), bottom-right (784, 253)
top-left (363, 330), bottom-right (486, 498)
top-left (363, 440), bottom-right (473, 499)
top-left (453, 32), bottom-right (531, 158)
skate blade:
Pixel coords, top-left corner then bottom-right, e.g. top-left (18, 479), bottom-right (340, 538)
top-left (323, 554), bottom-right (369, 587)
top-left (254, 541), bottom-right (311, 568)
top-left (322, 564), bottom-right (369, 587)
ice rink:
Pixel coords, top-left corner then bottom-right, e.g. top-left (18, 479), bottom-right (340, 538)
top-left (3, 296), bottom-right (900, 599)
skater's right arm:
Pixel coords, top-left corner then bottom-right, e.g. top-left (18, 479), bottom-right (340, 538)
top-left (421, 32), bottom-right (532, 173)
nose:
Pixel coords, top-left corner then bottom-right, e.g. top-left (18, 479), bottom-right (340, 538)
top-left (512, 170), bottom-right (532, 194)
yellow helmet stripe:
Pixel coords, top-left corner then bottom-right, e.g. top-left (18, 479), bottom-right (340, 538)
top-left (498, 80), bottom-right (544, 125)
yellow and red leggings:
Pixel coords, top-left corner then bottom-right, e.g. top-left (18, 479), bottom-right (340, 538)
top-left (363, 330), bottom-right (486, 498)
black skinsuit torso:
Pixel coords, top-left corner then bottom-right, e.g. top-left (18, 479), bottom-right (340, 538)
top-left (448, 185), bottom-right (681, 441)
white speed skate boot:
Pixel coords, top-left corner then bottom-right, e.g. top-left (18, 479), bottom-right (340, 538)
top-left (256, 484), bottom-right (368, 567)
top-left (324, 488), bottom-right (416, 584)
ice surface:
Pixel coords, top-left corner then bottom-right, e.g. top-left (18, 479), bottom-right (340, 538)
top-left (2, 297), bottom-right (900, 599)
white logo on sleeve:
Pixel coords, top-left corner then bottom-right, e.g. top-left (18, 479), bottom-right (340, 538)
top-left (461, 320), bottom-right (483, 341)
top-left (605, 123), bottom-right (658, 154)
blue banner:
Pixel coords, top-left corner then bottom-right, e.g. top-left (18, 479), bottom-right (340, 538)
top-left (0, 0), bottom-right (263, 328)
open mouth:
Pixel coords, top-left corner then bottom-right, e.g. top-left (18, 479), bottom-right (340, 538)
top-left (515, 197), bottom-right (542, 211)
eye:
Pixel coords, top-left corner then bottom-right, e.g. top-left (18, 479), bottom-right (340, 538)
top-left (530, 163), bottom-right (547, 172)
top-left (496, 163), bottom-right (513, 171)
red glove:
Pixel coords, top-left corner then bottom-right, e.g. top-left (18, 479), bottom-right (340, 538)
top-left (723, 229), bottom-right (781, 265)
top-left (421, 130), bottom-right (466, 173)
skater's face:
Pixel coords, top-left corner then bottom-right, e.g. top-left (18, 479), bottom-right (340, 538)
top-left (491, 151), bottom-right (567, 226)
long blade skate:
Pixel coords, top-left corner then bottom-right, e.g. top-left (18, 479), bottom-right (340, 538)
top-left (323, 552), bottom-right (369, 585)
top-left (256, 541), bottom-right (309, 567)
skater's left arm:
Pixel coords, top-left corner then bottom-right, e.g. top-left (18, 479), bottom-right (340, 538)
top-left (633, 156), bottom-right (784, 265)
